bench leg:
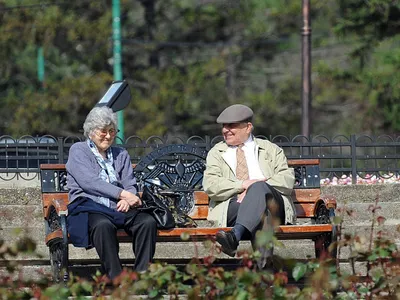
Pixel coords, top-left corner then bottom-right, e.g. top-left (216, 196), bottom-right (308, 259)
top-left (49, 239), bottom-right (63, 283)
top-left (47, 208), bottom-right (69, 283)
top-left (314, 230), bottom-right (337, 259)
top-left (60, 214), bottom-right (69, 283)
top-left (314, 204), bottom-right (338, 259)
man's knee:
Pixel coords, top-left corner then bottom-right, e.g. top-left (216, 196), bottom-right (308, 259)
top-left (247, 181), bottom-right (269, 193)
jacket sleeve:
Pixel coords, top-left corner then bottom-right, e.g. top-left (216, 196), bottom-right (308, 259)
top-left (203, 148), bottom-right (243, 202)
top-left (117, 149), bottom-right (138, 195)
top-left (266, 145), bottom-right (295, 196)
top-left (66, 144), bottom-right (123, 200)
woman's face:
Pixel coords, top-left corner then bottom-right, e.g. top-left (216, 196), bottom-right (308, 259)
top-left (90, 124), bottom-right (117, 153)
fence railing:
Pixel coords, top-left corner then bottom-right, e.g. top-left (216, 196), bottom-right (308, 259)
top-left (1, 134), bottom-right (399, 184)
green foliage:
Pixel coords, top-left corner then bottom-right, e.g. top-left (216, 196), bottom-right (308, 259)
top-left (292, 263), bottom-right (307, 281)
top-left (316, 0), bottom-right (400, 134)
top-left (0, 0), bottom-right (399, 138)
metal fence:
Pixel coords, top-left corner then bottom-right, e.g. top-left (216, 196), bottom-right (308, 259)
top-left (1, 134), bottom-right (399, 184)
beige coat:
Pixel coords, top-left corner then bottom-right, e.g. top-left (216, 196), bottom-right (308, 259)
top-left (203, 138), bottom-right (296, 227)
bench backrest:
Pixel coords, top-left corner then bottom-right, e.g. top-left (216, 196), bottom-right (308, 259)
top-left (40, 151), bottom-right (323, 221)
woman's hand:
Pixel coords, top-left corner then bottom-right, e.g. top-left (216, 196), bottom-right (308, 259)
top-left (117, 199), bottom-right (130, 212)
top-left (120, 190), bottom-right (142, 208)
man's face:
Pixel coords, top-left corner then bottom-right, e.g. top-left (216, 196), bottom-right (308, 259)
top-left (221, 122), bottom-right (252, 146)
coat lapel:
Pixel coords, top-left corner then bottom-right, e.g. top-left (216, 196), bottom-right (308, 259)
top-left (222, 149), bottom-right (236, 176)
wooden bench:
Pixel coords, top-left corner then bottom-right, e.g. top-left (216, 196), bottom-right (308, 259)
top-left (40, 144), bottom-right (337, 282)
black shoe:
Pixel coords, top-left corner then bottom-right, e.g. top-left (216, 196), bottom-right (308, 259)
top-left (216, 230), bottom-right (239, 257)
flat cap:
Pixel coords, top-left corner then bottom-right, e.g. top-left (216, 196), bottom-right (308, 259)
top-left (216, 104), bottom-right (254, 124)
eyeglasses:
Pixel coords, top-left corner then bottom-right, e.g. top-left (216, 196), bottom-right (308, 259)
top-left (96, 128), bottom-right (119, 138)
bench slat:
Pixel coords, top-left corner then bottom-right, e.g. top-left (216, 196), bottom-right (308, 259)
top-left (40, 164), bottom-right (67, 170)
top-left (294, 203), bottom-right (316, 218)
top-left (291, 189), bottom-right (321, 203)
top-left (195, 190), bottom-right (322, 204)
top-left (189, 206), bottom-right (208, 219)
top-left (46, 224), bottom-right (333, 245)
top-left (287, 159), bottom-right (319, 166)
top-left (193, 191), bottom-right (209, 205)
top-left (191, 203), bottom-right (320, 219)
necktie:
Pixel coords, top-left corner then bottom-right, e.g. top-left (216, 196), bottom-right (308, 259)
top-left (236, 144), bottom-right (249, 180)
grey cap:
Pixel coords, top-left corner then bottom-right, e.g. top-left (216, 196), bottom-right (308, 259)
top-left (216, 104), bottom-right (254, 124)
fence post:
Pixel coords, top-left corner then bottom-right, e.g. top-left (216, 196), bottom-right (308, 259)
top-left (205, 136), bottom-right (211, 151)
top-left (58, 137), bottom-right (64, 163)
top-left (351, 134), bottom-right (357, 184)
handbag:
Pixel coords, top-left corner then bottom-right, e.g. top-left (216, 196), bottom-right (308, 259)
top-left (156, 189), bottom-right (198, 228)
top-left (174, 212), bottom-right (198, 228)
top-left (139, 185), bottom-right (176, 229)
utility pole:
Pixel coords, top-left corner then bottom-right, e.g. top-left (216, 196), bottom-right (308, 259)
top-left (37, 47), bottom-right (45, 89)
top-left (301, 0), bottom-right (311, 137)
top-left (112, 0), bottom-right (124, 142)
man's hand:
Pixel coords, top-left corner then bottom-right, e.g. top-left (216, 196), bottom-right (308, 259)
top-left (241, 178), bottom-right (267, 190)
top-left (120, 190), bottom-right (142, 207)
top-left (238, 178), bottom-right (268, 203)
top-left (237, 191), bottom-right (246, 203)
top-left (117, 199), bottom-right (130, 212)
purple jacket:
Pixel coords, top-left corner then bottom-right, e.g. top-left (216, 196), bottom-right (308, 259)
top-left (66, 141), bottom-right (138, 204)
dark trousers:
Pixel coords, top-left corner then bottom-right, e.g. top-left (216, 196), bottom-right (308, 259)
top-left (88, 211), bottom-right (157, 279)
top-left (227, 181), bottom-right (285, 237)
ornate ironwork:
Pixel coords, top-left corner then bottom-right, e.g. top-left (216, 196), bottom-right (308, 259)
top-left (59, 171), bottom-right (68, 191)
top-left (41, 170), bottom-right (68, 192)
top-left (314, 204), bottom-right (330, 224)
top-left (48, 207), bottom-right (61, 232)
top-left (294, 165), bottom-right (320, 188)
top-left (135, 144), bottom-right (207, 215)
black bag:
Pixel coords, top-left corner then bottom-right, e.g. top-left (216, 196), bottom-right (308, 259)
top-left (174, 212), bottom-right (198, 228)
top-left (139, 185), bottom-right (176, 229)
top-left (156, 189), bottom-right (198, 228)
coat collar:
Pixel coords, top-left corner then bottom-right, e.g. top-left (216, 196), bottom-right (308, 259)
top-left (214, 136), bottom-right (266, 152)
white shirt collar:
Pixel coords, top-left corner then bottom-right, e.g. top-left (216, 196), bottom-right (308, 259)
top-left (228, 135), bottom-right (254, 149)
top-left (243, 135), bottom-right (254, 147)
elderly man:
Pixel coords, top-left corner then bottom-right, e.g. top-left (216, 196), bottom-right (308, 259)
top-left (203, 104), bottom-right (296, 268)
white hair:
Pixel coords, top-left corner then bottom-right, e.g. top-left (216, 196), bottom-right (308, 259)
top-left (83, 106), bottom-right (117, 138)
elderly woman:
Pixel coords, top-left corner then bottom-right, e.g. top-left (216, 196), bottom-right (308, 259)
top-left (66, 106), bottom-right (157, 280)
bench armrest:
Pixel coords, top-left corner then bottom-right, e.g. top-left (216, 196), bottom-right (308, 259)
top-left (321, 195), bottom-right (337, 209)
top-left (44, 198), bottom-right (69, 220)
top-left (53, 198), bottom-right (69, 216)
